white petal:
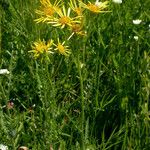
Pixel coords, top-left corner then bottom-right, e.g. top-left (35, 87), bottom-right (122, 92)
top-left (134, 36), bottom-right (138, 41)
top-left (112, 0), bottom-right (122, 4)
top-left (133, 19), bottom-right (142, 25)
top-left (0, 69), bottom-right (10, 75)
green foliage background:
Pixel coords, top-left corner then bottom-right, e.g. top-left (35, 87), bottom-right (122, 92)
top-left (0, 0), bottom-right (150, 149)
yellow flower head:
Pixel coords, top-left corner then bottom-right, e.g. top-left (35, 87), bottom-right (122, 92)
top-left (48, 5), bottom-right (82, 28)
top-left (79, 0), bottom-right (109, 13)
top-left (53, 39), bottom-right (70, 56)
top-left (69, 0), bottom-right (83, 16)
top-left (35, 0), bottom-right (62, 23)
top-left (29, 39), bottom-right (53, 58)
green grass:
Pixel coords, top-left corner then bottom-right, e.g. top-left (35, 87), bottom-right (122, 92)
top-left (0, 0), bottom-right (150, 149)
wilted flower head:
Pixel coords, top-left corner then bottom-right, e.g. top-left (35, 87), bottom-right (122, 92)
top-left (18, 146), bottom-right (28, 150)
top-left (7, 100), bottom-right (14, 109)
top-left (112, 0), bottom-right (122, 4)
top-left (0, 69), bottom-right (10, 75)
top-left (69, 22), bottom-right (87, 37)
top-left (0, 144), bottom-right (8, 150)
top-left (133, 19), bottom-right (142, 25)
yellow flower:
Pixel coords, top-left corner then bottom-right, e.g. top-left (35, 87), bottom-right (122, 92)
top-left (53, 39), bottom-right (70, 56)
top-left (79, 0), bottom-right (109, 13)
top-left (29, 39), bottom-right (53, 58)
top-left (69, 0), bottom-right (83, 16)
top-left (35, 0), bottom-right (62, 23)
top-left (48, 6), bottom-right (82, 28)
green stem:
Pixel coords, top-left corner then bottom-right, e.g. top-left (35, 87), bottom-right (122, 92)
top-left (0, 4), bottom-right (2, 56)
top-left (77, 55), bottom-right (85, 150)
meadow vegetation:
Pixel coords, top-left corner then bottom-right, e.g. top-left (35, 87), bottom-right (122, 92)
top-left (0, 0), bottom-right (150, 149)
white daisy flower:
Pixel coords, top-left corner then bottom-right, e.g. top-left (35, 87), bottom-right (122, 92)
top-left (0, 69), bottom-right (10, 75)
top-left (0, 144), bottom-right (8, 150)
top-left (112, 0), bottom-right (122, 4)
top-left (134, 36), bottom-right (139, 41)
top-left (133, 19), bottom-right (142, 25)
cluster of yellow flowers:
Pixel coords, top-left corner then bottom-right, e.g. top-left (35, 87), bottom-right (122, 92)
top-left (29, 39), bottom-right (70, 58)
top-left (30, 0), bottom-right (109, 58)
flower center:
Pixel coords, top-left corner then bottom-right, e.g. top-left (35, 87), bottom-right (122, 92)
top-left (59, 16), bottom-right (71, 25)
top-left (38, 46), bottom-right (46, 52)
top-left (87, 4), bottom-right (99, 12)
top-left (43, 7), bottom-right (55, 16)
top-left (36, 42), bottom-right (48, 53)
top-left (57, 43), bottom-right (65, 53)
